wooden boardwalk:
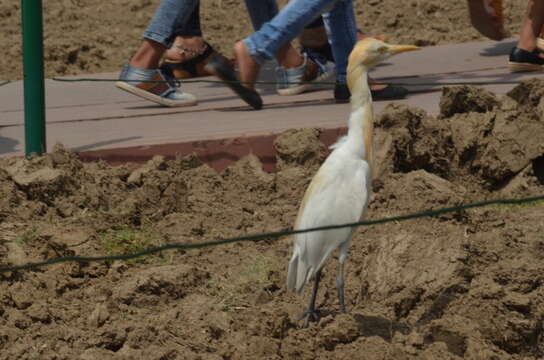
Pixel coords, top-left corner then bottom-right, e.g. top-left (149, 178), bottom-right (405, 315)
top-left (1, 37), bottom-right (542, 167)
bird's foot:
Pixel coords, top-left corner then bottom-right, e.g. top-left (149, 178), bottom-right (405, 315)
top-left (299, 308), bottom-right (321, 328)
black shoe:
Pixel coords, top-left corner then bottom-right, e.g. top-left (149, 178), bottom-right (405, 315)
top-left (372, 84), bottom-right (408, 100)
top-left (160, 41), bottom-right (216, 79)
top-left (205, 53), bottom-right (263, 110)
top-left (508, 47), bottom-right (544, 72)
top-left (334, 82), bottom-right (350, 103)
top-left (334, 82), bottom-right (409, 103)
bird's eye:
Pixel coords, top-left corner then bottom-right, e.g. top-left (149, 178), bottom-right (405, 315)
top-left (378, 46), bottom-right (387, 53)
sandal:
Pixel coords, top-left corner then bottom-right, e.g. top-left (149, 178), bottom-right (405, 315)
top-left (204, 52), bottom-right (263, 110)
top-left (160, 41), bottom-right (217, 79)
top-left (508, 47), bottom-right (544, 73)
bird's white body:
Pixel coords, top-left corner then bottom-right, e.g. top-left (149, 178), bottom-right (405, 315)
top-left (286, 40), bottom-right (419, 325)
top-left (287, 107), bottom-right (372, 293)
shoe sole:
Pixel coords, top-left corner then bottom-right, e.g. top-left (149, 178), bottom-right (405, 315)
top-left (161, 60), bottom-right (214, 79)
top-left (204, 53), bottom-right (263, 110)
top-left (115, 81), bottom-right (197, 107)
top-left (507, 61), bottom-right (544, 73)
top-left (276, 69), bottom-right (335, 96)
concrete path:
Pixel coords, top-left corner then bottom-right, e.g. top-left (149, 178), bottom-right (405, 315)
top-left (0, 37), bottom-right (543, 162)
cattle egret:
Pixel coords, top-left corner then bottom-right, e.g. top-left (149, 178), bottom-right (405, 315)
top-left (286, 39), bottom-right (420, 327)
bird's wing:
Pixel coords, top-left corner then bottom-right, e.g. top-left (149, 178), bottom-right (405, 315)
top-left (291, 157), bottom-right (370, 288)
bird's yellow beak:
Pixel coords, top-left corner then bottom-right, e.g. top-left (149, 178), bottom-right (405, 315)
top-left (388, 44), bottom-right (421, 55)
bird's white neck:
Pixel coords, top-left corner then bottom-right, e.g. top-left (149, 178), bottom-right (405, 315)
top-left (346, 67), bottom-right (373, 166)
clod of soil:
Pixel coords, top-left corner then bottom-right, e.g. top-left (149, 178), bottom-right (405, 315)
top-left (1, 84), bottom-right (544, 358)
top-left (439, 85), bottom-right (500, 118)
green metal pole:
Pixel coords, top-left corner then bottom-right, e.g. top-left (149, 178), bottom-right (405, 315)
top-left (21, 0), bottom-right (46, 157)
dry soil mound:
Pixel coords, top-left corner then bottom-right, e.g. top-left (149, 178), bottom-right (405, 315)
top-left (1, 81), bottom-right (544, 359)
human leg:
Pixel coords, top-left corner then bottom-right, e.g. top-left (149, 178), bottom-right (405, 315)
top-left (322, 0), bottom-right (408, 102)
top-left (244, 0), bottom-right (303, 70)
top-left (142, 0), bottom-right (199, 50)
top-left (117, 0), bottom-right (199, 107)
top-left (244, 0), bottom-right (279, 31)
top-left (173, 1), bottom-right (202, 38)
top-left (161, 1), bottom-right (223, 79)
top-left (517, 0), bottom-right (544, 51)
top-left (299, 17), bottom-right (331, 49)
top-left (242, 0), bottom-right (334, 65)
top-left (322, 0), bottom-right (357, 85)
top-left (240, 0), bottom-right (337, 94)
top-left (210, 0), bottom-right (338, 104)
top-left (165, 1), bottom-right (205, 64)
top-left (130, 0), bottom-right (199, 69)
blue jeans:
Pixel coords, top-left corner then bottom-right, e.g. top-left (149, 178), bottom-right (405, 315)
top-left (143, 0), bottom-right (199, 47)
top-left (144, 0), bottom-right (277, 45)
top-left (174, 1), bottom-right (202, 37)
top-left (244, 0), bottom-right (357, 83)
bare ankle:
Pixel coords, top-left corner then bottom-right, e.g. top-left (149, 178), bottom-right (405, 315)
top-left (166, 36), bottom-right (207, 61)
top-left (129, 40), bottom-right (165, 69)
top-left (278, 45), bottom-right (304, 69)
top-left (234, 41), bottom-right (260, 89)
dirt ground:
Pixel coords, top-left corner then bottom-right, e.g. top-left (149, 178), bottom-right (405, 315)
top-left (2, 0), bottom-right (544, 359)
top-left (0, 0), bottom-right (527, 81)
top-left (1, 78), bottom-right (544, 359)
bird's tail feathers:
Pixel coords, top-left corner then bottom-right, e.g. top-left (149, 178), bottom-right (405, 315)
top-left (286, 246), bottom-right (312, 294)
top-left (286, 253), bottom-right (299, 292)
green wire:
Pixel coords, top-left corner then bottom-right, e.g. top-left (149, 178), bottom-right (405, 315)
top-left (0, 77), bottom-right (528, 87)
top-left (1, 194), bottom-right (542, 273)
top-left (50, 77), bottom-right (524, 87)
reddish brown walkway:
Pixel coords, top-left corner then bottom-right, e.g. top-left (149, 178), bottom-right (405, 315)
top-left (0, 38), bottom-right (542, 169)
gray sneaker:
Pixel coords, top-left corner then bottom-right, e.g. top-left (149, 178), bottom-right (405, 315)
top-left (115, 63), bottom-right (197, 107)
top-left (275, 53), bottom-right (335, 96)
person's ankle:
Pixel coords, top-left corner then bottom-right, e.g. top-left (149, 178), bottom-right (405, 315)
top-left (234, 41), bottom-right (260, 89)
top-left (299, 26), bottom-right (328, 48)
top-left (128, 57), bottom-right (156, 70)
top-left (517, 41), bottom-right (536, 53)
top-left (166, 36), bottom-right (207, 62)
top-left (279, 51), bottom-right (304, 70)
top-left (129, 40), bottom-right (164, 69)
top-left (282, 58), bottom-right (304, 69)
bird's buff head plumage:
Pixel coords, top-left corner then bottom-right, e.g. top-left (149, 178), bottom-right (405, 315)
top-left (347, 39), bottom-right (420, 91)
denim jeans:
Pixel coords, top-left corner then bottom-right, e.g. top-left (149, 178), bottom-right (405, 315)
top-left (244, 0), bottom-right (279, 31)
top-left (143, 0), bottom-right (199, 47)
top-left (144, 0), bottom-right (277, 45)
top-left (244, 0), bottom-right (357, 83)
top-left (174, 1), bottom-right (202, 37)
top-left (143, 0), bottom-right (357, 83)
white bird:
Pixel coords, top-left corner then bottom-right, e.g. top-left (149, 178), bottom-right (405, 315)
top-left (286, 39), bottom-right (420, 327)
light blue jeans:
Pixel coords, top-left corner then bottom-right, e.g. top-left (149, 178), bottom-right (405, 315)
top-left (143, 0), bottom-right (357, 83)
top-left (244, 0), bottom-right (358, 84)
top-left (143, 0), bottom-right (199, 48)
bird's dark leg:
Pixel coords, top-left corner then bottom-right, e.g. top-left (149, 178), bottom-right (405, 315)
top-left (300, 270), bottom-right (322, 328)
top-left (336, 261), bottom-right (347, 313)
